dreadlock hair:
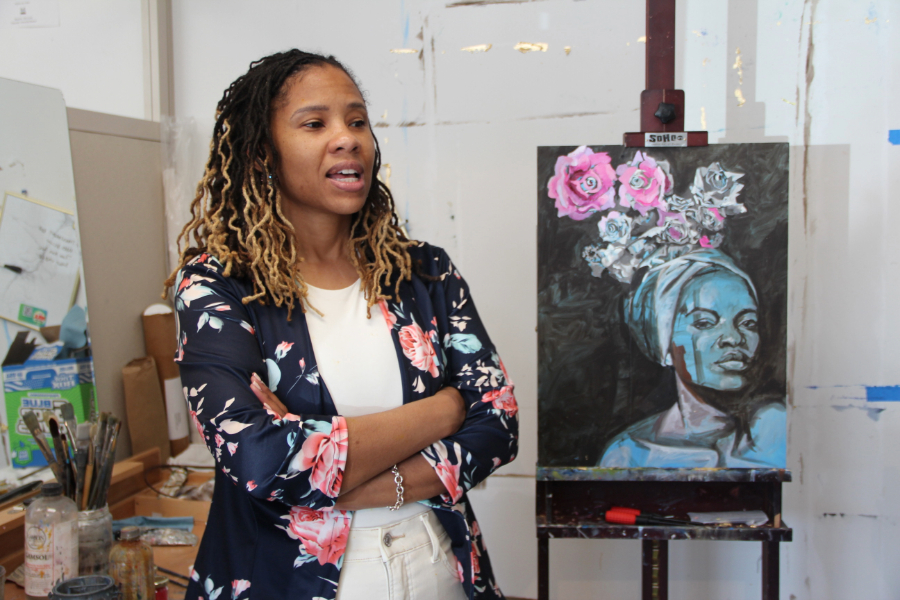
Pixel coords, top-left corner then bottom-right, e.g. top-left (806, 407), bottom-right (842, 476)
top-left (163, 49), bottom-right (413, 318)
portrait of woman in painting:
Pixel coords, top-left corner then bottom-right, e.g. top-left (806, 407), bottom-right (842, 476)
top-left (598, 248), bottom-right (786, 468)
top-left (538, 144), bottom-right (789, 469)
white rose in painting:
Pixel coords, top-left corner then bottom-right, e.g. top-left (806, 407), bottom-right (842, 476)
top-left (597, 211), bottom-right (633, 244)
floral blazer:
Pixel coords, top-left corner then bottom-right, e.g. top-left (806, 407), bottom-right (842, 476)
top-left (174, 242), bottom-right (518, 600)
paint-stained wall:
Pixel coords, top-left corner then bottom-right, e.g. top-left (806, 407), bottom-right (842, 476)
top-left (167, 1), bottom-right (899, 598)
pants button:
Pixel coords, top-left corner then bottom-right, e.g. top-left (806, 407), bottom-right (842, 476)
top-left (383, 533), bottom-right (393, 547)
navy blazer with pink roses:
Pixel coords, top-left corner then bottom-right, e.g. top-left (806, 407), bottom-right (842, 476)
top-left (174, 242), bottom-right (518, 600)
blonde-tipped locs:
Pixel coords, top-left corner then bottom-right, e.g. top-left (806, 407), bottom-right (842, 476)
top-left (163, 50), bottom-right (413, 317)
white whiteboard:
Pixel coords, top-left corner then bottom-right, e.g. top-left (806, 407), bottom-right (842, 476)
top-left (0, 192), bottom-right (80, 329)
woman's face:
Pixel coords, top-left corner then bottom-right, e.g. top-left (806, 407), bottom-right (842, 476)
top-left (269, 64), bottom-right (376, 220)
top-left (670, 269), bottom-right (759, 391)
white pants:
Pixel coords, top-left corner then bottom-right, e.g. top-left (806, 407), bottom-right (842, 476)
top-left (335, 509), bottom-right (467, 600)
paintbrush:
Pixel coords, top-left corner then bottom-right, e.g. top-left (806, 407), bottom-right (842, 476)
top-left (97, 418), bottom-right (121, 508)
top-left (88, 415), bottom-right (112, 509)
top-left (89, 416), bottom-right (120, 510)
top-left (60, 431), bottom-right (77, 498)
top-left (21, 411), bottom-right (63, 485)
top-left (46, 416), bottom-right (69, 497)
top-left (94, 413), bottom-right (108, 470)
top-left (83, 422), bottom-right (97, 508)
top-left (59, 402), bottom-right (78, 442)
top-left (75, 423), bottom-right (91, 510)
top-left (88, 414), bottom-right (107, 498)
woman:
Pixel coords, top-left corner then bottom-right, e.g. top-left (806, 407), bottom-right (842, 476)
top-left (165, 49), bottom-right (517, 600)
top-left (598, 248), bottom-right (784, 468)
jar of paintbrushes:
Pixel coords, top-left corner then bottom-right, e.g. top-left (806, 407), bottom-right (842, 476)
top-left (21, 409), bottom-right (122, 576)
top-left (77, 505), bottom-right (112, 575)
top-left (77, 416), bottom-right (121, 574)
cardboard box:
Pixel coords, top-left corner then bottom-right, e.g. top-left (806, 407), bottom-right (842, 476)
top-left (3, 355), bottom-right (95, 468)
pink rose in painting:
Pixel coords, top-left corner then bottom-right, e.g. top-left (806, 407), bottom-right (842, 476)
top-left (616, 151), bottom-right (673, 215)
top-left (379, 300), bottom-right (397, 329)
top-left (699, 234), bottom-right (723, 249)
top-left (548, 146), bottom-right (617, 221)
top-left (281, 507), bottom-right (351, 567)
top-left (657, 216), bottom-right (700, 246)
top-left (245, 480), bottom-right (257, 492)
top-left (227, 442), bottom-right (238, 456)
top-left (481, 386), bottom-right (518, 418)
top-left (457, 561), bottom-right (465, 583)
top-left (296, 417), bottom-right (348, 498)
top-left (214, 434), bottom-right (224, 448)
top-left (399, 323), bottom-right (440, 377)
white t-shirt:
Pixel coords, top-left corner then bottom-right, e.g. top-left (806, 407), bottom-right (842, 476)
top-left (305, 281), bottom-right (430, 528)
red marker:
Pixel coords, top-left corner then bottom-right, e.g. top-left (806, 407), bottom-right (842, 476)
top-left (610, 506), bottom-right (641, 516)
top-left (605, 509), bottom-right (691, 526)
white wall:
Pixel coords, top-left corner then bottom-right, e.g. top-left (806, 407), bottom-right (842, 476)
top-left (167, 2), bottom-right (900, 598)
top-left (0, 0), bottom-right (146, 119)
top-left (7, 0), bottom-right (899, 597)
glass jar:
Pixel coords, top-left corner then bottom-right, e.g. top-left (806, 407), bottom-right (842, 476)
top-left (154, 574), bottom-right (168, 600)
top-left (108, 526), bottom-right (155, 600)
top-left (77, 505), bottom-right (113, 575)
top-left (25, 482), bottom-right (79, 600)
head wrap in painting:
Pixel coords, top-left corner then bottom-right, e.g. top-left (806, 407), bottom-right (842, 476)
top-left (624, 248), bottom-right (757, 366)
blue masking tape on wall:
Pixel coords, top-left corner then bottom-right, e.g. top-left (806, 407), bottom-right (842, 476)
top-left (866, 386), bottom-right (900, 401)
top-left (889, 130), bottom-right (900, 145)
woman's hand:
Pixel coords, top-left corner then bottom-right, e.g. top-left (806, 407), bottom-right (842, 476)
top-left (247, 373), bottom-right (467, 496)
top-left (250, 372), bottom-right (464, 435)
top-left (250, 373), bottom-right (288, 418)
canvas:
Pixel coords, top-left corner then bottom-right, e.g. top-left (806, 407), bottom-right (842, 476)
top-left (537, 144), bottom-right (788, 470)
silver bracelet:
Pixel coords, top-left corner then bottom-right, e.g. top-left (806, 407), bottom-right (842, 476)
top-left (388, 464), bottom-right (404, 511)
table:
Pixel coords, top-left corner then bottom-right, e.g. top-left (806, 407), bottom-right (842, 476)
top-left (0, 448), bottom-right (211, 599)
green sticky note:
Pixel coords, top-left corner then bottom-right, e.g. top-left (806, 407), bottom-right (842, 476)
top-left (18, 304), bottom-right (48, 327)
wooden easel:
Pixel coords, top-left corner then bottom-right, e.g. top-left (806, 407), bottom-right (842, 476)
top-left (535, 2), bottom-right (792, 598)
top-left (535, 468), bottom-right (792, 600)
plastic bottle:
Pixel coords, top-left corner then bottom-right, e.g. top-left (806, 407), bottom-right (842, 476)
top-left (25, 482), bottom-right (79, 600)
top-left (108, 526), bottom-right (155, 600)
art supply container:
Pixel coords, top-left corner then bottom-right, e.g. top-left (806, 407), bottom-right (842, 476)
top-left (49, 575), bottom-right (120, 599)
top-left (153, 575), bottom-right (168, 600)
top-left (77, 506), bottom-right (113, 575)
top-left (107, 527), bottom-right (154, 600)
top-left (25, 482), bottom-right (79, 600)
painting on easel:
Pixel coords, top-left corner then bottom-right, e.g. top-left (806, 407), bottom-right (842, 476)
top-left (537, 144), bottom-right (788, 469)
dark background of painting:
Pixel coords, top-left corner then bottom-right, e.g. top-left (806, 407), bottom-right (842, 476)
top-left (537, 143), bottom-right (789, 467)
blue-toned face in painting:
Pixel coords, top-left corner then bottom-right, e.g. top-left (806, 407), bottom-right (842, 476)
top-left (670, 269), bottom-right (759, 390)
